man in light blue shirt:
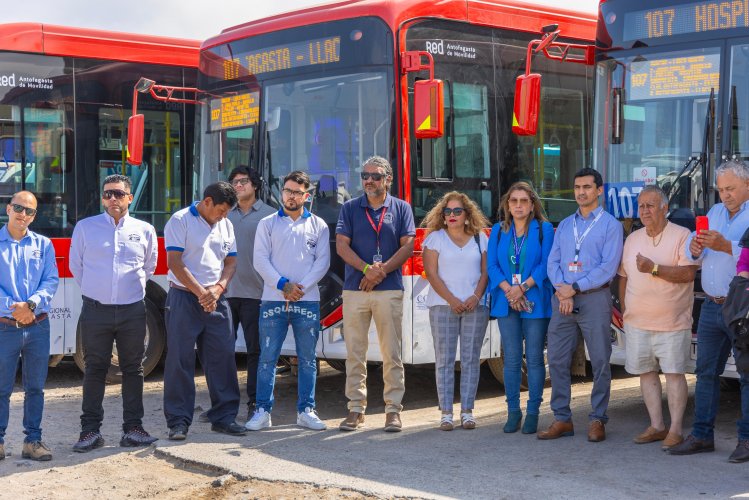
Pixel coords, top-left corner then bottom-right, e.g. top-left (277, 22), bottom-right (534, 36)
top-left (246, 171), bottom-right (330, 431)
top-left (539, 168), bottom-right (623, 443)
top-left (669, 160), bottom-right (749, 462)
top-left (69, 174), bottom-right (158, 452)
top-left (0, 191), bottom-right (59, 461)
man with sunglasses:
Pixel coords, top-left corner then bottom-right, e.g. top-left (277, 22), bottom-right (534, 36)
top-left (245, 170), bottom-right (330, 431)
top-left (69, 174), bottom-right (158, 452)
top-left (197, 167), bottom-right (274, 424)
top-left (335, 156), bottom-right (415, 432)
top-left (0, 191), bottom-right (59, 461)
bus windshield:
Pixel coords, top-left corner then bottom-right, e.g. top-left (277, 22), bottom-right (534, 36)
top-left (196, 17), bottom-right (394, 223)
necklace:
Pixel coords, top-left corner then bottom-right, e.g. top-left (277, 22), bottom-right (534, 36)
top-left (651, 229), bottom-right (664, 247)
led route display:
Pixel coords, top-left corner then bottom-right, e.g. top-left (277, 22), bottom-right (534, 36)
top-left (223, 36), bottom-right (341, 79)
top-left (209, 92), bottom-right (259, 131)
top-left (628, 53), bottom-right (720, 100)
top-left (623, 0), bottom-right (749, 41)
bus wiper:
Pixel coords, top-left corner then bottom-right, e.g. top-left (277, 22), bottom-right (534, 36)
top-left (700, 88), bottom-right (715, 213)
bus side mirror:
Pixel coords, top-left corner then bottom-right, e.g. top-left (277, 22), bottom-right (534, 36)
top-left (414, 79), bottom-right (444, 139)
top-left (512, 73), bottom-right (541, 136)
top-left (127, 114), bottom-right (144, 165)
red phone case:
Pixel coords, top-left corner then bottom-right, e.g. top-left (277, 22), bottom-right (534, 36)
top-left (695, 216), bottom-right (709, 234)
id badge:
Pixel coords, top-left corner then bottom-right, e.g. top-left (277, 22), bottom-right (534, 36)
top-left (373, 254), bottom-right (383, 263)
top-left (512, 274), bottom-right (522, 285)
top-left (568, 262), bottom-right (582, 272)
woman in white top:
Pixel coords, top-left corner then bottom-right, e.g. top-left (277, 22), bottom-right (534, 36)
top-left (421, 191), bottom-right (490, 431)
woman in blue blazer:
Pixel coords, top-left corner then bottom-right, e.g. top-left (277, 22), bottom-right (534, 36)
top-left (488, 181), bottom-right (554, 435)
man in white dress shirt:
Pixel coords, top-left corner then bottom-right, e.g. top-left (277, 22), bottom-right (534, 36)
top-left (69, 174), bottom-right (158, 452)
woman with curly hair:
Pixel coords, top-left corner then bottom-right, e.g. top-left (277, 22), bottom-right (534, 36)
top-left (421, 191), bottom-right (490, 431)
top-left (488, 181), bottom-right (554, 435)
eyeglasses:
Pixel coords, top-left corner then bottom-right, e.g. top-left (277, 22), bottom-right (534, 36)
top-left (282, 188), bottom-right (306, 198)
top-left (10, 203), bottom-right (37, 217)
top-left (509, 197), bottom-right (531, 205)
top-left (360, 172), bottom-right (385, 181)
top-left (102, 189), bottom-right (130, 200)
top-left (231, 178), bottom-right (251, 186)
top-left (442, 207), bottom-right (465, 216)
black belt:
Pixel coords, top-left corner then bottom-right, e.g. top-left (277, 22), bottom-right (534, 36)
top-left (0, 313), bottom-right (48, 328)
top-left (706, 294), bottom-right (726, 305)
top-left (577, 283), bottom-right (610, 295)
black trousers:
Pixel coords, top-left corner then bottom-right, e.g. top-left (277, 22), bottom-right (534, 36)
top-left (228, 297), bottom-right (261, 406)
top-left (79, 297), bottom-right (146, 433)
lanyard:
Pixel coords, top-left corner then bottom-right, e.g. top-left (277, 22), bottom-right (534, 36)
top-left (572, 209), bottom-right (604, 263)
top-left (365, 206), bottom-right (387, 254)
top-left (510, 224), bottom-right (527, 274)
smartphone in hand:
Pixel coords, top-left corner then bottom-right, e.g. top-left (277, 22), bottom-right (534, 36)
top-left (695, 215), bottom-right (709, 235)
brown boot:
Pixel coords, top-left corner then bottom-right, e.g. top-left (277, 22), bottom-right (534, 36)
top-left (537, 420), bottom-right (574, 440)
top-left (588, 420), bottom-right (606, 442)
top-left (22, 441), bottom-right (52, 461)
top-left (384, 412), bottom-right (402, 432)
top-left (339, 412), bottom-right (365, 431)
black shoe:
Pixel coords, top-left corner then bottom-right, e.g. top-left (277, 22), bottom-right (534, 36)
top-left (667, 435), bottom-right (715, 455)
top-left (120, 426), bottom-right (158, 447)
top-left (197, 410), bottom-right (210, 423)
top-left (73, 431), bottom-right (105, 453)
top-left (211, 421), bottom-right (248, 436)
top-left (729, 440), bottom-right (749, 463)
top-left (168, 424), bottom-right (188, 441)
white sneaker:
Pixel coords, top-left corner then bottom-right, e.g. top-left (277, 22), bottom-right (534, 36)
top-left (297, 408), bottom-right (327, 430)
top-left (245, 408), bottom-right (272, 431)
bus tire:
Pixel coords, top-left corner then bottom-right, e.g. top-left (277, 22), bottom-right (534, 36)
top-left (325, 359), bottom-right (347, 372)
top-left (72, 299), bottom-right (166, 383)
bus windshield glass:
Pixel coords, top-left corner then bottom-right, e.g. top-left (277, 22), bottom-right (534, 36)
top-left (196, 17), bottom-right (394, 222)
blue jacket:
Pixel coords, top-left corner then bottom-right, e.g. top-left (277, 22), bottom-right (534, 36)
top-left (487, 219), bottom-right (554, 319)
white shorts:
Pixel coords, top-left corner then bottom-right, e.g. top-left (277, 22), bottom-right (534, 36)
top-left (624, 324), bottom-right (691, 375)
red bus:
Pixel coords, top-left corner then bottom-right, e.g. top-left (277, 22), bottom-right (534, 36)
top-left (590, 0), bottom-right (744, 378)
top-left (0, 23), bottom-right (199, 378)
top-left (131, 0), bottom-right (596, 380)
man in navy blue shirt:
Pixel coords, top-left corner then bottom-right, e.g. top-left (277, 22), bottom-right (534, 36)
top-left (0, 191), bottom-right (59, 461)
top-left (335, 156), bottom-right (415, 432)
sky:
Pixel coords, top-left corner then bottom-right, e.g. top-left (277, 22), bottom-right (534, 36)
top-left (4, 0), bottom-right (600, 40)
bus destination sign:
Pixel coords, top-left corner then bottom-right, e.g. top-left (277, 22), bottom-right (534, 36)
top-left (209, 92), bottom-right (259, 131)
top-left (628, 53), bottom-right (720, 100)
top-left (623, 0), bottom-right (749, 41)
top-left (223, 36), bottom-right (341, 79)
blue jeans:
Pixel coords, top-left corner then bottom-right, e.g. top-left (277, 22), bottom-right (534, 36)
top-left (692, 299), bottom-right (749, 441)
top-left (0, 319), bottom-right (50, 444)
top-left (498, 311), bottom-right (548, 415)
top-left (256, 301), bottom-right (320, 413)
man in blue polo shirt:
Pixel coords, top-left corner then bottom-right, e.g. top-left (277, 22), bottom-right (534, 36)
top-left (0, 191), bottom-right (58, 461)
top-left (335, 156), bottom-right (415, 432)
top-left (162, 181), bottom-right (246, 440)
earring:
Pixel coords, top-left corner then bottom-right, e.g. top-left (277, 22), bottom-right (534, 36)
top-left (464, 220), bottom-right (468, 225)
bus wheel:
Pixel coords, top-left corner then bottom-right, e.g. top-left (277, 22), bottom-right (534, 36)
top-left (325, 359), bottom-right (347, 372)
top-left (73, 299), bottom-right (166, 383)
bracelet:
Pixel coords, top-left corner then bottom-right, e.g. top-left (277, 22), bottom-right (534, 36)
top-left (472, 293), bottom-right (481, 301)
top-left (362, 264), bottom-right (370, 274)
top-left (215, 283), bottom-right (225, 291)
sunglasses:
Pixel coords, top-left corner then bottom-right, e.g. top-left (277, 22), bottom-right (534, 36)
top-left (102, 189), bottom-right (130, 200)
top-left (231, 178), bottom-right (251, 186)
top-left (360, 172), bottom-right (384, 181)
top-left (10, 203), bottom-right (37, 217)
top-left (442, 207), bottom-right (465, 216)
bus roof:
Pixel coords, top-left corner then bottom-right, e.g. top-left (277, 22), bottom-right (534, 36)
top-left (0, 23), bottom-right (199, 67)
top-left (204, 0), bottom-right (596, 50)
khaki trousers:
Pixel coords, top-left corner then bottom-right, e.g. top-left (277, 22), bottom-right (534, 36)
top-left (342, 290), bottom-right (405, 414)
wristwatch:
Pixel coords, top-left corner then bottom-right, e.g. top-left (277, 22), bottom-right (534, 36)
top-left (520, 282), bottom-right (530, 292)
top-left (572, 282), bottom-right (581, 293)
top-left (651, 264), bottom-right (659, 276)
top-left (26, 299), bottom-right (37, 312)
